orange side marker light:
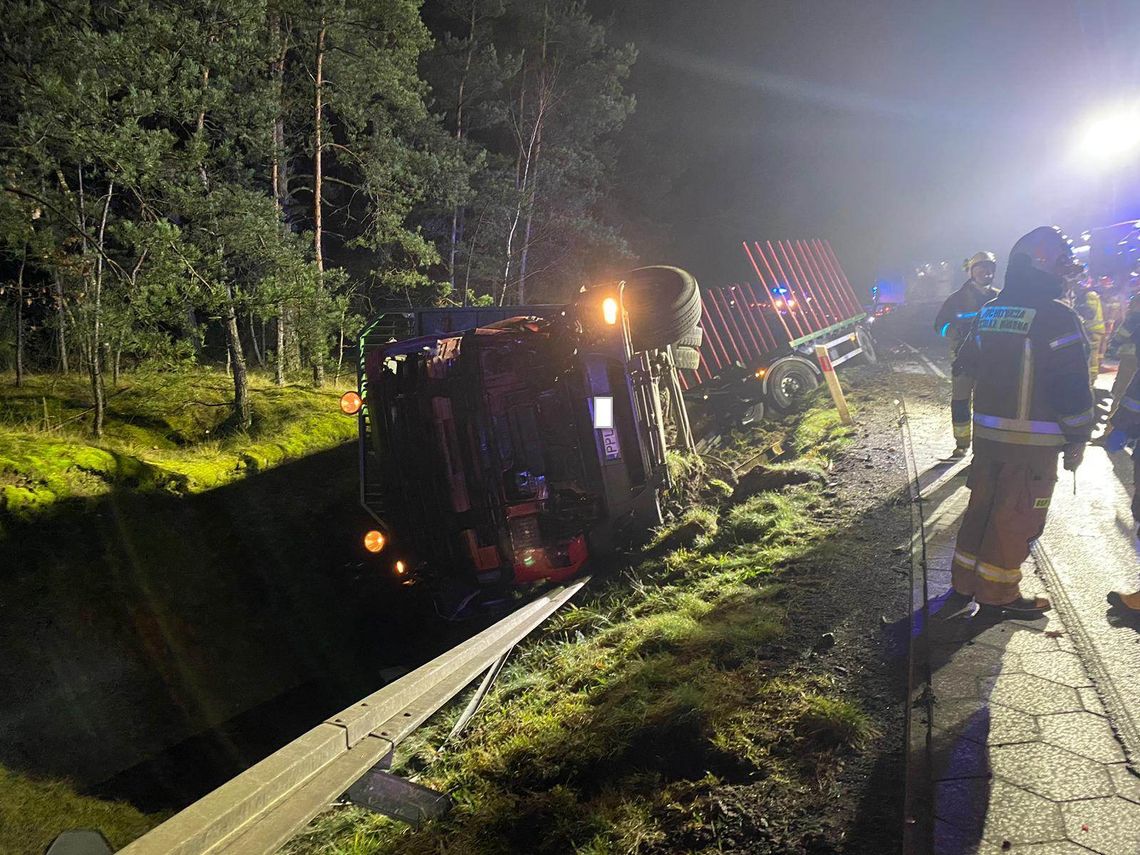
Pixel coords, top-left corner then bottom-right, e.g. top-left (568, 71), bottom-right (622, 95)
top-left (363, 530), bottom-right (386, 553)
top-left (340, 391), bottom-right (363, 415)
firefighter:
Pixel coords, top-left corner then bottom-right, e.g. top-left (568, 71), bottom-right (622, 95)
top-left (1103, 371), bottom-right (1140, 613)
top-left (1108, 292), bottom-right (1140, 417)
top-left (934, 251), bottom-right (999, 456)
top-left (1075, 284), bottom-right (1107, 387)
top-left (949, 227), bottom-right (1093, 616)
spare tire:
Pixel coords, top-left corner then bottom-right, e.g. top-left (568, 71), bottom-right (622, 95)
top-left (675, 326), bottom-right (704, 350)
top-left (672, 345), bottom-right (701, 370)
top-left (621, 266), bottom-right (702, 352)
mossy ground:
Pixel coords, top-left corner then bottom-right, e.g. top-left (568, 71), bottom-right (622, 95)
top-left (285, 392), bottom-right (873, 855)
top-left (0, 370), bottom-right (356, 527)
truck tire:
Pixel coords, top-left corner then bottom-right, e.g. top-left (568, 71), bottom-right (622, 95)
top-left (675, 326), bottom-right (703, 350)
top-left (622, 266), bottom-right (702, 352)
top-left (856, 325), bottom-right (878, 364)
top-left (766, 357), bottom-right (820, 413)
top-left (672, 345), bottom-right (701, 370)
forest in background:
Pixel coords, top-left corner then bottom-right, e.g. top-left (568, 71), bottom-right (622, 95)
top-left (0, 0), bottom-right (636, 431)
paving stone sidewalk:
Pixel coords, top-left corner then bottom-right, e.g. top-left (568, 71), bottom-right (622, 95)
top-left (913, 469), bottom-right (1140, 855)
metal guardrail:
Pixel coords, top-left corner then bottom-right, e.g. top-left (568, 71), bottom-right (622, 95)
top-left (118, 578), bottom-right (589, 855)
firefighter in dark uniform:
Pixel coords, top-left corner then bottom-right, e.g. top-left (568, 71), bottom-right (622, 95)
top-left (1103, 369), bottom-right (1140, 613)
top-left (935, 251), bottom-right (999, 457)
top-left (949, 227), bottom-right (1093, 615)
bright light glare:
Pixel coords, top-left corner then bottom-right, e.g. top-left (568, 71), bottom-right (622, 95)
top-left (363, 530), bottom-right (386, 553)
top-left (602, 297), bottom-right (619, 325)
top-left (1079, 109), bottom-right (1140, 160)
top-left (592, 396), bottom-right (614, 429)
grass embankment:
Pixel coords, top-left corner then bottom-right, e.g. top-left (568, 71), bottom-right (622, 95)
top-left (0, 370), bottom-right (356, 528)
top-left (287, 395), bottom-right (862, 855)
top-left (1, 368), bottom-right (357, 854)
top-left (0, 768), bottom-right (159, 855)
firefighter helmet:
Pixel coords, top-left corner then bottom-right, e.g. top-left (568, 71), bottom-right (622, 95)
top-left (1009, 226), bottom-right (1082, 279)
top-left (963, 251), bottom-right (997, 272)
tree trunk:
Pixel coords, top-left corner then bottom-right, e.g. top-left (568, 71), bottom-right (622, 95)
top-left (249, 312), bottom-right (264, 368)
top-left (517, 127), bottom-right (542, 305)
top-left (276, 301), bottom-right (287, 384)
top-left (334, 315), bottom-right (345, 386)
top-left (517, 10), bottom-right (550, 306)
top-left (90, 182), bottom-right (113, 438)
top-left (14, 243), bottom-right (26, 386)
top-left (451, 1), bottom-right (478, 302)
top-left (223, 292), bottom-right (251, 429)
top-left (54, 271), bottom-right (69, 373)
top-left (312, 18), bottom-right (327, 387)
top-left (270, 10), bottom-right (289, 386)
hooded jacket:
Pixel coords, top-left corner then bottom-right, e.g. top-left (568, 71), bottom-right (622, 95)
top-left (952, 259), bottom-right (1094, 462)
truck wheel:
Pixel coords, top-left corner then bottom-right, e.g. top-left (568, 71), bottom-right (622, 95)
top-left (766, 357), bottom-right (820, 412)
top-left (740, 401), bottom-right (766, 426)
top-left (856, 325), bottom-right (878, 364)
top-left (672, 345), bottom-right (701, 370)
top-left (622, 266), bottom-right (702, 352)
top-left (675, 326), bottom-right (703, 350)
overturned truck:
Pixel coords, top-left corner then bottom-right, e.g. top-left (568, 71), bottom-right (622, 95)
top-left (344, 267), bottom-right (700, 596)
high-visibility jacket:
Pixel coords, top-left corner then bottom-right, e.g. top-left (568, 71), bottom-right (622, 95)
top-left (953, 280), bottom-right (1094, 463)
top-left (1076, 290), bottom-right (1106, 337)
top-left (934, 280), bottom-right (998, 354)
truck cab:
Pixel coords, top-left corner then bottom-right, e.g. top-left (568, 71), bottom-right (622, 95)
top-left (349, 281), bottom-right (683, 597)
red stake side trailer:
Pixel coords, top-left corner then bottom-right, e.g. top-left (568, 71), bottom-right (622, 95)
top-left (677, 239), bottom-right (875, 419)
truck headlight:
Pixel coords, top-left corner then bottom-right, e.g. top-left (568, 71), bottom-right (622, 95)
top-left (602, 297), bottom-right (619, 325)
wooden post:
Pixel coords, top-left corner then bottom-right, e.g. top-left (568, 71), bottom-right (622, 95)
top-left (814, 344), bottom-right (853, 425)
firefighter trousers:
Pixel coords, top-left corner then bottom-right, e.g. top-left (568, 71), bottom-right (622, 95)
top-left (950, 374), bottom-right (974, 451)
top-left (951, 454), bottom-right (1058, 606)
top-left (1110, 353), bottom-right (1138, 417)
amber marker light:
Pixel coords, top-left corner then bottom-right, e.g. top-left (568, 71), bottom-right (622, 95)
top-left (340, 391), bottom-right (363, 415)
top-left (363, 530), bottom-right (386, 553)
top-left (394, 560), bottom-right (408, 576)
top-left (602, 297), bottom-right (619, 325)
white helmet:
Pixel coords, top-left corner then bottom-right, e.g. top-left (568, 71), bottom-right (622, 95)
top-left (963, 251), bottom-right (996, 272)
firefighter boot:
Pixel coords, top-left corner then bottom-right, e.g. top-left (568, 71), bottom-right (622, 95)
top-left (1107, 590), bottom-right (1140, 613)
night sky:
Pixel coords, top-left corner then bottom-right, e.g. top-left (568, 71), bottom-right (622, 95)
top-left (609, 0), bottom-right (1140, 293)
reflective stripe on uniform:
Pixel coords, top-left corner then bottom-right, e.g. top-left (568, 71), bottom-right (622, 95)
top-left (1018, 339), bottom-right (1033, 421)
top-left (976, 561), bottom-right (1022, 584)
top-left (1058, 409), bottom-right (1094, 428)
top-left (973, 424), bottom-right (1066, 447)
top-left (953, 548), bottom-right (977, 569)
top-left (974, 414), bottom-right (1063, 434)
top-left (1049, 332), bottom-right (1083, 350)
